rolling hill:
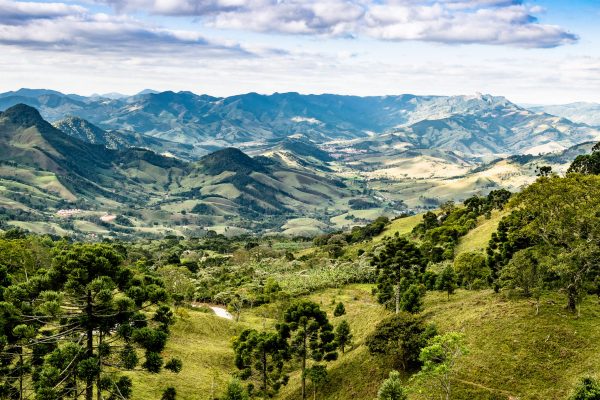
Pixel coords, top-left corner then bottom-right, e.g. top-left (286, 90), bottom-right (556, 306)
top-left (0, 104), bottom-right (387, 238)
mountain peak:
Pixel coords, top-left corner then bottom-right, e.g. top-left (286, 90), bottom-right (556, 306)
top-left (0, 103), bottom-right (46, 127)
top-left (199, 147), bottom-right (267, 175)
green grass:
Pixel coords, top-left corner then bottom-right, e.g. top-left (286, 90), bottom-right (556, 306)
top-left (128, 286), bottom-right (600, 400)
top-left (454, 210), bottom-right (507, 255)
top-left (418, 290), bottom-right (600, 400)
top-left (374, 213), bottom-right (424, 242)
top-left (129, 308), bottom-right (247, 400)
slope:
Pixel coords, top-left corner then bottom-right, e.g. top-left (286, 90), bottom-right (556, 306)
top-left (128, 286), bottom-right (600, 400)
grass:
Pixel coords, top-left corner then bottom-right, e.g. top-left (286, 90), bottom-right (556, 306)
top-left (129, 308), bottom-right (246, 400)
top-left (128, 285), bottom-right (600, 400)
top-left (374, 213), bottom-right (424, 242)
top-left (418, 290), bottom-right (600, 400)
top-left (454, 210), bottom-right (507, 255)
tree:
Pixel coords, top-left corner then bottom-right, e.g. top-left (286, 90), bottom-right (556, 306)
top-left (570, 377), bottom-right (600, 400)
top-left (366, 313), bottom-right (436, 371)
top-left (436, 265), bottom-right (457, 299)
top-left (536, 165), bottom-right (553, 177)
top-left (157, 265), bottom-right (195, 304)
top-left (233, 329), bottom-right (289, 398)
top-left (509, 175), bottom-right (600, 312)
top-left (222, 379), bottom-right (249, 400)
top-left (372, 236), bottom-right (426, 313)
top-left (334, 320), bottom-right (352, 354)
top-left (567, 142), bottom-right (600, 175)
top-left (500, 248), bottom-right (547, 312)
top-left (280, 300), bottom-right (337, 400)
top-left (377, 371), bottom-right (407, 400)
top-left (333, 302), bottom-right (345, 317)
top-left (399, 284), bottom-right (426, 313)
top-left (306, 365), bottom-right (327, 400)
top-left (453, 252), bottom-right (490, 290)
top-left (34, 243), bottom-right (177, 400)
top-left (412, 332), bottom-right (468, 400)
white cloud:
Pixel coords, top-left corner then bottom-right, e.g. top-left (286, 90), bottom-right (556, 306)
top-left (95, 0), bottom-right (577, 48)
top-left (0, 0), bottom-right (252, 56)
top-left (0, 0), bottom-right (85, 24)
top-left (363, 2), bottom-right (577, 48)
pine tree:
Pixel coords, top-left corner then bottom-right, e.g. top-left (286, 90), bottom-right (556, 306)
top-left (280, 300), bottom-right (338, 400)
top-left (436, 265), bottom-right (458, 299)
top-left (335, 320), bottom-right (352, 354)
top-left (233, 329), bottom-right (289, 397)
top-left (377, 371), bottom-right (407, 400)
top-left (306, 365), bottom-right (327, 400)
top-left (333, 302), bottom-right (345, 317)
top-left (372, 236), bottom-right (426, 313)
top-left (32, 243), bottom-right (179, 400)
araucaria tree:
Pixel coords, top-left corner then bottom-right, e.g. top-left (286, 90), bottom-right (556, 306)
top-left (34, 243), bottom-right (180, 400)
top-left (280, 300), bottom-right (337, 400)
top-left (372, 236), bottom-right (427, 313)
top-left (334, 320), bottom-right (352, 354)
top-left (233, 328), bottom-right (290, 398)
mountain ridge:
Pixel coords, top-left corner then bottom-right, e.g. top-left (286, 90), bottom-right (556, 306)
top-left (3, 89), bottom-right (597, 160)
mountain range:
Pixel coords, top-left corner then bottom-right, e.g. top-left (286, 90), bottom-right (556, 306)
top-left (2, 89), bottom-right (599, 160)
top-left (529, 102), bottom-right (600, 127)
top-left (0, 104), bottom-right (367, 238)
top-left (0, 89), bottom-right (599, 238)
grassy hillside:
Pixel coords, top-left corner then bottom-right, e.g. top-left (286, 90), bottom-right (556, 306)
top-left (374, 214), bottom-right (424, 241)
top-left (454, 209), bottom-right (507, 255)
top-left (130, 286), bottom-right (600, 400)
top-left (129, 309), bottom-right (243, 399)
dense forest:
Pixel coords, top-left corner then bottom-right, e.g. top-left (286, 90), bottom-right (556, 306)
top-left (1, 145), bottom-right (600, 400)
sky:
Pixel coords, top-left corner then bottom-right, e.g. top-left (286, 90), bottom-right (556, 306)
top-left (0, 0), bottom-right (599, 104)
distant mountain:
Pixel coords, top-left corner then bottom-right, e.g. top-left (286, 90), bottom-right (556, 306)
top-left (53, 116), bottom-right (129, 150)
top-left (0, 104), bottom-right (188, 203)
top-left (51, 115), bottom-right (199, 160)
top-left (193, 147), bottom-right (348, 215)
top-left (387, 107), bottom-right (596, 157)
top-left (528, 102), bottom-right (600, 127)
top-left (0, 89), bottom-right (87, 121)
top-left (91, 92), bottom-right (129, 100)
top-left (0, 105), bottom-right (375, 236)
top-left (3, 90), bottom-right (596, 159)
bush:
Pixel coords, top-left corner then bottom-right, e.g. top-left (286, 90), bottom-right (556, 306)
top-left (161, 387), bottom-right (176, 400)
top-left (377, 371), bottom-right (407, 400)
top-left (333, 302), bottom-right (346, 317)
top-left (570, 377), bottom-right (600, 400)
top-left (222, 379), bottom-right (249, 400)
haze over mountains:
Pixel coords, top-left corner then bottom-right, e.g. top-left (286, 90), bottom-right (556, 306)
top-left (2, 89), bottom-right (599, 158)
top-left (1, 88), bottom-right (599, 238)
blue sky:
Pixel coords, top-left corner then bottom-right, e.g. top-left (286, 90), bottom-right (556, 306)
top-left (0, 0), bottom-right (599, 103)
